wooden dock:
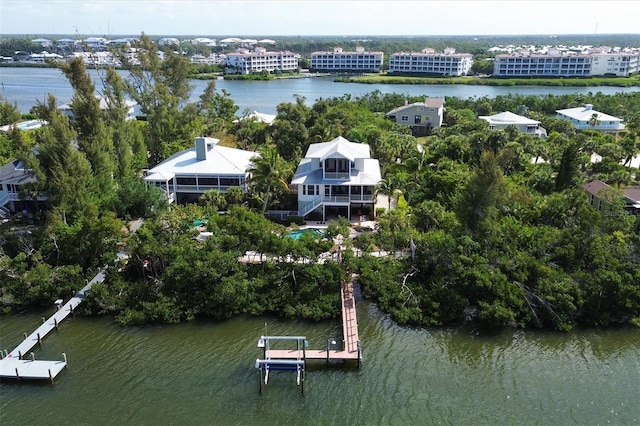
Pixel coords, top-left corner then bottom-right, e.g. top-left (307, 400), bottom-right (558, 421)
top-left (0, 270), bottom-right (106, 381)
top-left (259, 280), bottom-right (361, 363)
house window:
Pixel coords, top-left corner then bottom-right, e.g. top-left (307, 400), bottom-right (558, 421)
top-left (401, 115), bottom-right (409, 122)
top-left (414, 115), bottom-right (422, 124)
top-left (198, 177), bottom-right (218, 186)
top-left (0, 184), bottom-right (3, 191)
top-left (176, 177), bottom-right (196, 185)
top-left (219, 177), bottom-right (240, 186)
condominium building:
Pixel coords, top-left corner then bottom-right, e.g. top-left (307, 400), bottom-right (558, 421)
top-left (388, 48), bottom-right (473, 76)
top-left (590, 53), bottom-right (640, 76)
top-left (225, 47), bottom-right (298, 74)
top-left (493, 51), bottom-right (592, 76)
top-left (310, 47), bottom-right (384, 72)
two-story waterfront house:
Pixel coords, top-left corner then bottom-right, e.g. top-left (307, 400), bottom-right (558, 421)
top-left (386, 98), bottom-right (445, 136)
top-left (291, 136), bottom-right (381, 221)
top-left (143, 137), bottom-right (257, 204)
top-left (0, 158), bottom-right (47, 216)
top-left (556, 104), bottom-right (625, 134)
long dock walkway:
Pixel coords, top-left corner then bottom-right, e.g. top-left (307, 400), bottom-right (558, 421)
top-left (0, 219), bottom-right (143, 382)
top-left (0, 270), bottom-right (106, 381)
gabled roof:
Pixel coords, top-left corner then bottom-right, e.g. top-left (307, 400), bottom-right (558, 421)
top-left (583, 180), bottom-right (612, 197)
top-left (0, 159), bottom-right (37, 185)
top-left (145, 138), bottom-right (256, 177)
top-left (387, 98), bottom-right (445, 115)
top-left (304, 136), bottom-right (370, 162)
top-left (232, 111), bottom-right (276, 125)
top-left (556, 105), bottom-right (622, 122)
top-left (479, 111), bottom-right (540, 125)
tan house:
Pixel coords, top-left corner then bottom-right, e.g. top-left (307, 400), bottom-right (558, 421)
top-left (386, 98), bottom-right (445, 136)
top-left (583, 180), bottom-right (640, 214)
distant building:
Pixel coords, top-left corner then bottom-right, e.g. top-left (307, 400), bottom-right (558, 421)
top-left (590, 52), bottom-right (640, 76)
top-left (388, 48), bottom-right (473, 76)
top-left (479, 111), bottom-right (546, 138)
top-left (31, 38), bottom-right (52, 48)
top-left (144, 137), bottom-right (257, 204)
top-left (310, 47), bottom-right (384, 73)
top-left (158, 37), bottom-right (181, 47)
top-left (386, 98), bottom-right (445, 136)
top-left (191, 38), bottom-right (217, 47)
top-left (225, 47), bottom-right (298, 74)
top-left (556, 104), bottom-right (625, 133)
top-left (493, 51), bottom-right (592, 77)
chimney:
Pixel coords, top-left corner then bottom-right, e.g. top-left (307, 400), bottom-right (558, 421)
top-left (195, 137), bottom-right (207, 160)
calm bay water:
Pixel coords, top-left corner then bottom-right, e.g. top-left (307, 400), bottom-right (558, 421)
top-left (2, 66), bottom-right (640, 114)
top-left (1, 302), bottom-right (639, 425)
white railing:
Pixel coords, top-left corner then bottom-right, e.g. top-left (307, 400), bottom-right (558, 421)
top-left (297, 196), bottom-right (323, 217)
top-left (322, 195), bottom-right (350, 203)
top-left (324, 171), bottom-right (350, 180)
top-left (174, 184), bottom-right (245, 193)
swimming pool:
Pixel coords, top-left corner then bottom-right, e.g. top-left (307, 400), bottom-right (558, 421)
top-left (285, 228), bottom-right (325, 240)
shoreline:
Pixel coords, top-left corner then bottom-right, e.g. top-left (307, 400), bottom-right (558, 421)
top-left (336, 74), bottom-right (640, 87)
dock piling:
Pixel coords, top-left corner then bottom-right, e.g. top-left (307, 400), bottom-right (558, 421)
top-left (62, 352), bottom-right (67, 368)
top-left (30, 352), bottom-right (35, 361)
top-left (37, 332), bottom-right (42, 347)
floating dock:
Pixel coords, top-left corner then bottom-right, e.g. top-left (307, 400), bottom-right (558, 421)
top-left (0, 270), bottom-right (105, 382)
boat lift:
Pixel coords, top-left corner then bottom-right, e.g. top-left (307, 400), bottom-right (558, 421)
top-left (255, 335), bottom-right (308, 395)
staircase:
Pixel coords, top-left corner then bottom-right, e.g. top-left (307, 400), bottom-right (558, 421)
top-left (297, 195), bottom-right (323, 217)
top-left (0, 194), bottom-right (10, 219)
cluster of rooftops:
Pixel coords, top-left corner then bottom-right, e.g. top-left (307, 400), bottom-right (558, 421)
top-left (0, 97), bottom-right (635, 221)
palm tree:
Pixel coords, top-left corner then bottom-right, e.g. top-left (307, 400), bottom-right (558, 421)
top-left (375, 177), bottom-right (395, 211)
top-left (247, 145), bottom-right (293, 214)
top-left (588, 112), bottom-right (601, 130)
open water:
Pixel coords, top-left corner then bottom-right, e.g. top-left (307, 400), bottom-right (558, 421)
top-left (2, 67), bottom-right (640, 114)
top-left (1, 303), bottom-right (639, 425)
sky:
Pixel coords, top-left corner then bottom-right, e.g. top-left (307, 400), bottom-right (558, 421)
top-left (1, 0), bottom-right (639, 37)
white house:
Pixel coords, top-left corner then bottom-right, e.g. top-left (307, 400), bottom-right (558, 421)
top-left (386, 98), bottom-right (445, 136)
top-left (232, 111), bottom-right (277, 126)
top-left (0, 158), bottom-right (47, 216)
top-left (479, 111), bottom-right (547, 137)
top-left (143, 137), bottom-right (257, 204)
top-left (556, 104), bottom-right (625, 133)
top-left (291, 136), bottom-right (381, 221)
top-left (58, 96), bottom-right (137, 122)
